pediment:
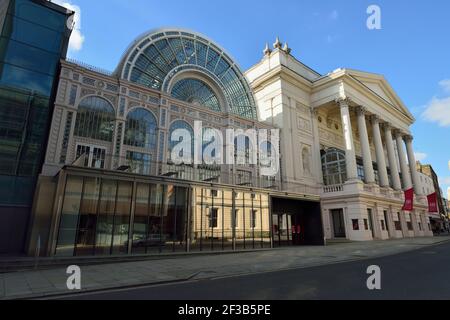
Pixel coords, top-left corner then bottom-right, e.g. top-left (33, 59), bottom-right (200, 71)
top-left (347, 69), bottom-right (414, 121)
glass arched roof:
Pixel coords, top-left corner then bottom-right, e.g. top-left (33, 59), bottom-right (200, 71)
top-left (117, 28), bottom-right (257, 120)
top-left (171, 78), bottom-right (220, 112)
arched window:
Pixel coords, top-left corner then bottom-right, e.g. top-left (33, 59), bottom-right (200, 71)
top-left (171, 78), bottom-right (221, 112)
top-left (321, 148), bottom-right (347, 186)
top-left (168, 120), bottom-right (194, 161)
top-left (74, 96), bottom-right (115, 142)
top-left (124, 108), bottom-right (157, 149)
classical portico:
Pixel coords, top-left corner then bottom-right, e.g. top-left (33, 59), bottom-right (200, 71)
top-left (332, 96), bottom-right (420, 194)
top-left (245, 40), bottom-right (433, 242)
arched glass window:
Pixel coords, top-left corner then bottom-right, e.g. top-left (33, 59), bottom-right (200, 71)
top-left (124, 108), bottom-right (157, 149)
top-left (168, 120), bottom-right (194, 161)
top-left (120, 29), bottom-right (257, 120)
top-left (322, 148), bottom-right (347, 186)
top-left (74, 96), bottom-right (115, 142)
top-left (171, 78), bottom-right (221, 112)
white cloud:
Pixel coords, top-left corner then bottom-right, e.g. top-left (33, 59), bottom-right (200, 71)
top-left (439, 177), bottom-right (450, 185)
top-left (439, 79), bottom-right (450, 93)
top-left (51, 0), bottom-right (85, 53)
top-left (414, 152), bottom-right (428, 162)
top-left (422, 96), bottom-right (450, 127)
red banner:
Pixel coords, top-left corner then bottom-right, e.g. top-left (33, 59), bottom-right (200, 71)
top-left (427, 192), bottom-right (438, 213)
top-left (402, 188), bottom-right (414, 211)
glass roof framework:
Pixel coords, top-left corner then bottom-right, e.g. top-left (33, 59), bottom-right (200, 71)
top-left (171, 78), bottom-right (221, 112)
top-left (120, 30), bottom-right (257, 120)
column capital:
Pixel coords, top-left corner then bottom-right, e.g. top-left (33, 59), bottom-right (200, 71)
top-left (392, 129), bottom-right (406, 138)
top-left (335, 97), bottom-right (352, 107)
top-left (370, 114), bottom-right (380, 124)
top-left (403, 134), bottom-right (414, 143)
top-left (356, 106), bottom-right (368, 116)
top-left (381, 122), bottom-right (394, 131)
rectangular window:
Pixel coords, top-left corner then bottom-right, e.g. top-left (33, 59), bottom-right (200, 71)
top-left (233, 209), bottom-right (239, 229)
top-left (251, 210), bottom-right (257, 229)
top-left (364, 219), bottom-right (369, 230)
top-left (381, 220), bottom-right (386, 231)
top-left (209, 208), bottom-right (218, 228)
top-left (352, 219), bottom-right (360, 230)
top-left (395, 212), bottom-right (402, 231)
top-left (75, 144), bottom-right (106, 169)
top-left (383, 210), bottom-right (389, 231)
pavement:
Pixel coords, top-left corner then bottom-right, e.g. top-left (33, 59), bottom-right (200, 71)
top-left (1, 236), bottom-right (449, 300)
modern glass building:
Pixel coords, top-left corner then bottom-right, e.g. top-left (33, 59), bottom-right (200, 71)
top-left (0, 0), bottom-right (73, 254)
top-left (25, 28), bottom-right (324, 257)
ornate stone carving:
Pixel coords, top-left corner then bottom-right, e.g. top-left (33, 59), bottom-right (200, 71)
top-left (356, 106), bottom-right (368, 116)
top-left (263, 43), bottom-right (272, 56)
top-left (273, 37), bottom-right (282, 49)
top-left (334, 97), bottom-right (352, 107)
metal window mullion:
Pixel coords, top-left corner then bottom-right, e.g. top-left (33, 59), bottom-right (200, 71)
top-left (109, 181), bottom-right (119, 255)
top-left (141, 52), bottom-right (167, 79)
top-left (213, 53), bottom-right (223, 74)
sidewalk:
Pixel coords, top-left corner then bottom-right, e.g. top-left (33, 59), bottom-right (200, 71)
top-left (1, 236), bottom-right (449, 300)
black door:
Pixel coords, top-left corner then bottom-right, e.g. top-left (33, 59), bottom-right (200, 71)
top-left (331, 209), bottom-right (346, 238)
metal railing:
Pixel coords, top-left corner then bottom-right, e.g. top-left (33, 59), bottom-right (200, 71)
top-left (66, 58), bottom-right (114, 77)
top-left (71, 152), bottom-right (321, 195)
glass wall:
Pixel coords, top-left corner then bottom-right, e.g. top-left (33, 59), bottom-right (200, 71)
top-left (0, 0), bottom-right (72, 254)
top-left (55, 175), bottom-right (272, 256)
top-left (0, 0), bottom-right (71, 204)
top-left (190, 187), bottom-right (271, 252)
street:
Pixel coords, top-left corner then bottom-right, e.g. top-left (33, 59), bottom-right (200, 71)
top-left (60, 240), bottom-right (450, 300)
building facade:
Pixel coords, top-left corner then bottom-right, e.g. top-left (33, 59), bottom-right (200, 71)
top-left (0, 0), bottom-right (73, 254)
top-left (25, 28), bottom-right (432, 257)
top-left (416, 161), bottom-right (448, 232)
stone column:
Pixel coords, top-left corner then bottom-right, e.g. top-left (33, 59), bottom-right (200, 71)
top-left (337, 98), bottom-right (358, 181)
top-left (405, 135), bottom-right (421, 195)
top-left (371, 115), bottom-right (389, 187)
top-left (384, 124), bottom-right (402, 190)
top-left (311, 108), bottom-right (324, 184)
top-left (395, 131), bottom-right (412, 190)
top-left (356, 107), bottom-right (375, 184)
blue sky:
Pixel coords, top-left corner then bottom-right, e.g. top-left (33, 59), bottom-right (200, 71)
top-left (56, 0), bottom-right (450, 196)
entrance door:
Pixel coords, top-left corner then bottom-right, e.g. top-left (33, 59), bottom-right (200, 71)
top-left (291, 215), bottom-right (303, 245)
top-left (272, 214), bottom-right (292, 247)
top-left (331, 209), bottom-right (346, 238)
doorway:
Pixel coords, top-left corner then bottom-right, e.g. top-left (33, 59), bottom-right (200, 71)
top-left (331, 209), bottom-right (346, 238)
top-left (271, 197), bottom-right (324, 247)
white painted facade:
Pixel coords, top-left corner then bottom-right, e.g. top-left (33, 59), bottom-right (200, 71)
top-left (246, 40), bottom-right (433, 241)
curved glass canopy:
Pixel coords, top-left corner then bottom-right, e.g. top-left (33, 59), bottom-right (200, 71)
top-left (118, 29), bottom-right (257, 120)
top-left (170, 78), bottom-right (220, 112)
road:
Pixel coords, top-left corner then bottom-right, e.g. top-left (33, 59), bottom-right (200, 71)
top-left (60, 240), bottom-right (450, 300)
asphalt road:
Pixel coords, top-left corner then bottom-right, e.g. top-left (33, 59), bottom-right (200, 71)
top-left (61, 240), bottom-right (450, 300)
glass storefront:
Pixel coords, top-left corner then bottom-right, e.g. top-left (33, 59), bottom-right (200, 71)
top-left (55, 174), bottom-right (271, 256)
top-left (190, 187), bottom-right (271, 252)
